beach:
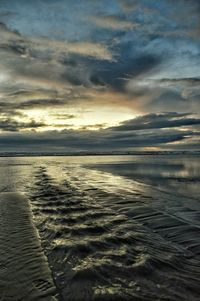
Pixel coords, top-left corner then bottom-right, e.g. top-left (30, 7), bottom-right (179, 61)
top-left (0, 155), bottom-right (200, 300)
top-left (0, 192), bottom-right (57, 300)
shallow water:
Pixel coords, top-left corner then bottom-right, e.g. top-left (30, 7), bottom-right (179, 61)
top-left (0, 155), bottom-right (200, 300)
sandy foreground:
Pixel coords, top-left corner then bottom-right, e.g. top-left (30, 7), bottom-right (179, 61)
top-left (0, 156), bottom-right (199, 300)
top-left (0, 192), bottom-right (57, 301)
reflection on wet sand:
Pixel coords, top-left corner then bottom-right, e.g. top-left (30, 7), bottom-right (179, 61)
top-left (0, 155), bottom-right (200, 300)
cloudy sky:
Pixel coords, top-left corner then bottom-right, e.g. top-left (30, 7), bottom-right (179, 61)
top-left (0, 0), bottom-right (199, 152)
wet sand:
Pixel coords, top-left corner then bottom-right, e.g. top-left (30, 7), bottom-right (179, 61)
top-left (0, 192), bottom-right (57, 301)
top-left (0, 155), bottom-right (200, 300)
top-left (29, 165), bottom-right (200, 301)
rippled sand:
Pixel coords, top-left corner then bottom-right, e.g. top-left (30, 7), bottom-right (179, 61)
top-left (0, 155), bottom-right (200, 300)
top-left (0, 192), bottom-right (57, 300)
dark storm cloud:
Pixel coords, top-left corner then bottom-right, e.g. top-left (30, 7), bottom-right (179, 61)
top-left (0, 22), bottom-right (26, 55)
top-left (123, 75), bottom-right (200, 113)
top-left (0, 99), bottom-right (67, 110)
top-left (0, 126), bottom-right (196, 151)
top-left (111, 113), bottom-right (200, 131)
top-left (15, 98), bottom-right (68, 109)
top-left (89, 52), bottom-right (163, 91)
top-left (0, 118), bottom-right (45, 132)
top-left (158, 78), bottom-right (200, 86)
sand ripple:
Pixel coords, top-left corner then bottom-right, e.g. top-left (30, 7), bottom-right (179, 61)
top-left (0, 192), bottom-right (57, 301)
top-left (28, 166), bottom-right (200, 301)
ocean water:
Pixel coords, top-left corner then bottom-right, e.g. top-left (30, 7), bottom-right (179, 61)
top-left (0, 155), bottom-right (200, 300)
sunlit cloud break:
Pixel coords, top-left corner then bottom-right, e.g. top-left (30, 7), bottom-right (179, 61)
top-left (0, 0), bottom-right (199, 153)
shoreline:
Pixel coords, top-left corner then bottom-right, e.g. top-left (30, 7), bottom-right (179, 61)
top-left (0, 151), bottom-right (199, 157)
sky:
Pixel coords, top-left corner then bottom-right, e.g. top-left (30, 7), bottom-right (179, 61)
top-left (0, 0), bottom-right (199, 153)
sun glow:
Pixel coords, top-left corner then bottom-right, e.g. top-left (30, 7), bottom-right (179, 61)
top-left (19, 106), bottom-right (136, 132)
